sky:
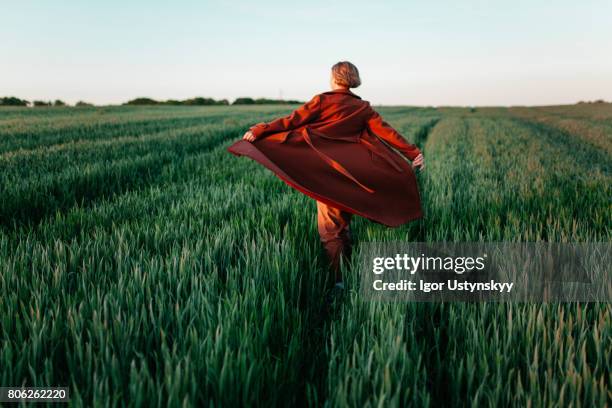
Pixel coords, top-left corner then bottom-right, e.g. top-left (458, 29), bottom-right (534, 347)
top-left (1, 0), bottom-right (611, 106)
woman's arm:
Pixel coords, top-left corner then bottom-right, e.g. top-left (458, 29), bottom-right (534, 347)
top-left (244, 95), bottom-right (321, 141)
top-left (367, 109), bottom-right (424, 170)
top-left (366, 109), bottom-right (422, 161)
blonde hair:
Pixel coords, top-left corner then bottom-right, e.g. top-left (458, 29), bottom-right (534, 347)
top-left (331, 61), bottom-right (361, 88)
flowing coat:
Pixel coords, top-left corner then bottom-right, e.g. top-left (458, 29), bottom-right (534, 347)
top-left (227, 89), bottom-right (423, 227)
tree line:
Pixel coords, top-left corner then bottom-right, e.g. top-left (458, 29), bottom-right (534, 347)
top-left (0, 96), bottom-right (304, 107)
top-left (0, 97), bottom-right (94, 107)
top-left (123, 97), bottom-right (304, 106)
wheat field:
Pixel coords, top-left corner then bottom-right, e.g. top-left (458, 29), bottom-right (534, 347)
top-left (0, 103), bottom-right (610, 406)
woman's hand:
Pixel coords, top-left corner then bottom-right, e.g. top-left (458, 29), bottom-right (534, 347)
top-left (412, 153), bottom-right (425, 171)
top-left (243, 131), bottom-right (256, 142)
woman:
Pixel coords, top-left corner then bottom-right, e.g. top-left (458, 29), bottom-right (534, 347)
top-left (228, 61), bottom-right (424, 287)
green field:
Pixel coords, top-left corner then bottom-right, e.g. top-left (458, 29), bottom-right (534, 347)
top-left (0, 103), bottom-right (610, 407)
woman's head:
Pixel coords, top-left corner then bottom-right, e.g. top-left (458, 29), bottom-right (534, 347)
top-left (330, 61), bottom-right (361, 89)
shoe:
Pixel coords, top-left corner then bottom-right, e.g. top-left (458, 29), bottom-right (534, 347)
top-left (326, 282), bottom-right (346, 307)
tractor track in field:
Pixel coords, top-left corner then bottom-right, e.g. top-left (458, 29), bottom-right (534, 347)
top-left (415, 118), bottom-right (440, 147)
top-left (0, 113), bottom-right (240, 155)
top-left (0, 129), bottom-right (242, 232)
top-left (507, 116), bottom-right (612, 175)
top-left (294, 117), bottom-right (442, 406)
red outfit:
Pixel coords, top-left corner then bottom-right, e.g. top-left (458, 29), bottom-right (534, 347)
top-left (228, 88), bottom-right (423, 280)
top-left (316, 201), bottom-right (353, 283)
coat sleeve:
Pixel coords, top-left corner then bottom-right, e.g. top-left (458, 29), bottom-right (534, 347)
top-left (366, 109), bottom-right (422, 160)
top-left (249, 95), bottom-right (321, 140)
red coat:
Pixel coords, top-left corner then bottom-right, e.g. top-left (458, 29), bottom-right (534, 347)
top-left (227, 89), bottom-right (422, 227)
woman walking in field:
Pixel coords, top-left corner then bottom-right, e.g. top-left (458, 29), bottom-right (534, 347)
top-left (228, 61), bottom-right (424, 289)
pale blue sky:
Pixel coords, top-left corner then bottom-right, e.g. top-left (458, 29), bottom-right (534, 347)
top-left (2, 0), bottom-right (611, 105)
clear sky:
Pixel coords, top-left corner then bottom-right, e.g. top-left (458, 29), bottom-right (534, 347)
top-left (2, 0), bottom-right (611, 106)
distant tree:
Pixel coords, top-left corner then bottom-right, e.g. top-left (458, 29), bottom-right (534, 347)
top-left (254, 98), bottom-right (276, 104)
top-left (33, 100), bottom-right (52, 107)
top-left (577, 99), bottom-right (608, 104)
top-left (54, 99), bottom-right (67, 106)
top-left (124, 97), bottom-right (160, 105)
top-left (157, 97), bottom-right (228, 106)
top-left (232, 97), bottom-right (256, 105)
top-left (233, 97), bottom-right (303, 105)
top-left (183, 97), bottom-right (217, 106)
top-left (0, 96), bottom-right (30, 106)
top-left (75, 101), bottom-right (94, 107)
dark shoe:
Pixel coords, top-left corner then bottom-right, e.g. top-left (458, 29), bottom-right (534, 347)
top-left (325, 282), bottom-right (346, 308)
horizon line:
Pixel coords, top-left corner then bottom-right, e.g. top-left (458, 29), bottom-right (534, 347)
top-left (1, 95), bottom-right (609, 109)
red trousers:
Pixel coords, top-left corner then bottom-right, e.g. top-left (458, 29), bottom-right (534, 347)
top-left (316, 201), bottom-right (353, 283)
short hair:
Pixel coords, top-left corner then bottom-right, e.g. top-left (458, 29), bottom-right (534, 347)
top-left (331, 61), bottom-right (361, 88)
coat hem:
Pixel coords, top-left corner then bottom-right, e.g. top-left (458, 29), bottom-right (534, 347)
top-left (227, 141), bottom-right (423, 227)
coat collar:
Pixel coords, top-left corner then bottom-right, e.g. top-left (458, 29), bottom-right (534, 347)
top-left (322, 88), bottom-right (362, 99)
